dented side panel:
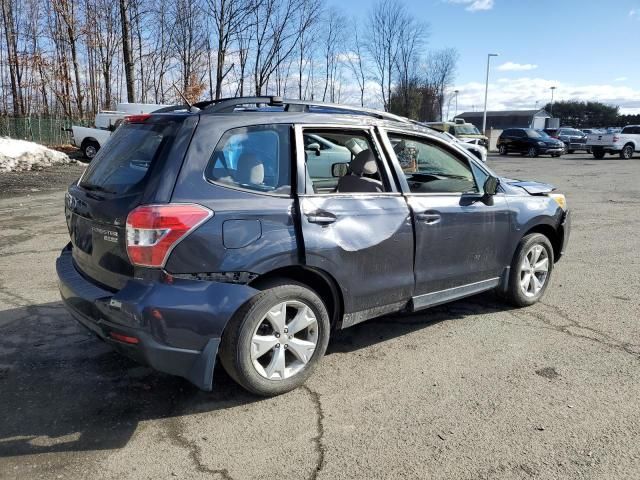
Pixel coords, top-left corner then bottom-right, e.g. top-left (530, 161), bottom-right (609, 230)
top-left (299, 194), bottom-right (415, 313)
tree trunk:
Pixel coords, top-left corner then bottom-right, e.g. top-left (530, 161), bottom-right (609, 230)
top-left (119, 0), bottom-right (135, 102)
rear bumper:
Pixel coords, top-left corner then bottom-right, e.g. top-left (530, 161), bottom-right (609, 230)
top-left (56, 244), bottom-right (259, 390)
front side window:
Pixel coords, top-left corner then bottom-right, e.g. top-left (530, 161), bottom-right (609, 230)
top-left (206, 125), bottom-right (291, 194)
top-left (388, 133), bottom-right (477, 194)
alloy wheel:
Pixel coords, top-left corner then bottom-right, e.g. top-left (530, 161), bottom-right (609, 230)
top-left (250, 301), bottom-right (318, 380)
top-left (519, 244), bottom-right (549, 297)
top-left (85, 145), bottom-right (97, 159)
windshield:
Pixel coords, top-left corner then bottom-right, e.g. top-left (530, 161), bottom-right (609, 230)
top-left (454, 125), bottom-right (480, 135)
top-left (79, 121), bottom-right (178, 195)
top-left (526, 129), bottom-right (545, 139)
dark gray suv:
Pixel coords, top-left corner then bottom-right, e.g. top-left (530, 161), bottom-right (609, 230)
top-left (57, 97), bottom-right (570, 396)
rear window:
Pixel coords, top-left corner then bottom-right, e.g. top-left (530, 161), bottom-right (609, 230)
top-left (79, 121), bottom-right (177, 195)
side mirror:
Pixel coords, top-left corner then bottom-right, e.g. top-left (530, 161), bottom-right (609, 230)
top-left (331, 162), bottom-right (349, 178)
top-left (307, 142), bottom-right (321, 156)
top-left (483, 175), bottom-right (499, 196)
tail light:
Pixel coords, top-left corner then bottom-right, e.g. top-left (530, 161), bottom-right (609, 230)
top-left (126, 204), bottom-right (212, 267)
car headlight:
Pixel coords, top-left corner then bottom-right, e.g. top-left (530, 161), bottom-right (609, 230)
top-left (549, 193), bottom-right (566, 210)
top-left (537, 141), bottom-right (546, 146)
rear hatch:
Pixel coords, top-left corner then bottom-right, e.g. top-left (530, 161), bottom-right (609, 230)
top-left (587, 133), bottom-right (615, 146)
top-left (65, 114), bottom-right (191, 290)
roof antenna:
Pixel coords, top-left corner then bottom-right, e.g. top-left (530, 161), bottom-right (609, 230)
top-left (171, 82), bottom-right (200, 113)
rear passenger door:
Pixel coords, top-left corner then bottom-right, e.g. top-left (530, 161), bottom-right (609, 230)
top-left (294, 125), bottom-right (415, 327)
top-left (381, 130), bottom-right (512, 306)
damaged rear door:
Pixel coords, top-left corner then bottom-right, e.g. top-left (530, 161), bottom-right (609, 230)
top-left (294, 125), bottom-right (415, 327)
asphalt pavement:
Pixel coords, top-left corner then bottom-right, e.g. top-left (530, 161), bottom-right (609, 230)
top-left (0, 153), bottom-right (639, 479)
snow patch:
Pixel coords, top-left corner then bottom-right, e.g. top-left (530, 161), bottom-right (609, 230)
top-left (0, 137), bottom-right (74, 172)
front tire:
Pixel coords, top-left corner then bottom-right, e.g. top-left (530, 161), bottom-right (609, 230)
top-left (503, 233), bottom-right (554, 307)
top-left (219, 280), bottom-right (330, 396)
top-left (526, 146), bottom-right (538, 158)
top-left (498, 144), bottom-right (508, 156)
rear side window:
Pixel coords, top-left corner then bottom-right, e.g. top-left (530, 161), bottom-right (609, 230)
top-left (79, 121), bottom-right (177, 194)
top-left (206, 125), bottom-right (291, 194)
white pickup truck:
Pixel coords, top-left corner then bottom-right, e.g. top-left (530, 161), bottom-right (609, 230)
top-left (586, 125), bottom-right (640, 159)
top-left (71, 103), bottom-right (167, 159)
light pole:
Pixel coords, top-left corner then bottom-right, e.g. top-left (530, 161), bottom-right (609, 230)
top-left (550, 86), bottom-right (556, 117)
top-left (482, 53), bottom-right (499, 135)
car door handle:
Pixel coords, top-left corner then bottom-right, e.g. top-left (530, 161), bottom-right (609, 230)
top-left (416, 212), bottom-right (441, 224)
top-left (306, 211), bottom-right (337, 225)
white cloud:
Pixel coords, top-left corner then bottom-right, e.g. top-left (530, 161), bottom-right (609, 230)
top-left (629, 8), bottom-right (637, 17)
top-left (451, 77), bottom-right (640, 116)
top-left (614, 76), bottom-right (628, 82)
top-left (446, 0), bottom-right (494, 12)
top-left (497, 62), bottom-right (538, 72)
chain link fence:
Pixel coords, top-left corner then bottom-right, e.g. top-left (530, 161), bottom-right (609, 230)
top-left (0, 116), bottom-right (91, 146)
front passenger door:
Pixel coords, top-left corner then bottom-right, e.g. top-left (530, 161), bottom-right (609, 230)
top-left (383, 131), bottom-right (512, 304)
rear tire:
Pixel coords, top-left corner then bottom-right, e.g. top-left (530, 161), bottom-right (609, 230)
top-left (592, 147), bottom-right (605, 159)
top-left (81, 140), bottom-right (100, 160)
top-left (498, 144), bottom-right (508, 156)
top-left (503, 233), bottom-right (554, 307)
top-left (219, 279), bottom-right (330, 396)
top-left (620, 144), bottom-right (634, 159)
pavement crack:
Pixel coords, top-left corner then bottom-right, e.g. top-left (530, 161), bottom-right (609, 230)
top-left (509, 302), bottom-right (640, 358)
top-left (302, 385), bottom-right (326, 480)
top-left (166, 417), bottom-right (234, 479)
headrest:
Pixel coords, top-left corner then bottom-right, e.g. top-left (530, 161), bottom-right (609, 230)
top-left (236, 153), bottom-right (264, 185)
top-left (350, 149), bottom-right (377, 176)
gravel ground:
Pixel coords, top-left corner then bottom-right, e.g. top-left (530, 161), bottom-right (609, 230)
top-left (0, 162), bottom-right (86, 199)
top-left (0, 153), bottom-right (639, 479)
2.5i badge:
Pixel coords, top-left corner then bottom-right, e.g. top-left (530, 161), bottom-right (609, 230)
top-left (92, 226), bottom-right (119, 243)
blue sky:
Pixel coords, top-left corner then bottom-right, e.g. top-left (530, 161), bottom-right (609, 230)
top-left (338, 0), bottom-right (640, 114)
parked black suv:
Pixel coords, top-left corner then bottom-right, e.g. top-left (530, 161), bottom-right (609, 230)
top-left (57, 97), bottom-right (570, 396)
top-left (497, 128), bottom-right (565, 157)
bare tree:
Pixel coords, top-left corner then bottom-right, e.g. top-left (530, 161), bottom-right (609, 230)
top-left (251, 0), bottom-right (315, 96)
top-left (206, 0), bottom-right (256, 100)
top-left (365, 0), bottom-right (405, 111)
top-left (320, 8), bottom-right (345, 102)
top-left (395, 16), bottom-right (427, 117)
top-left (345, 23), bottom-right (367, 107)
top-left (424, 47), bottom-right (458, 120)
top-left (172, 0), bottom-right (207, 99)
top-left (119, 0), bottom-right (135, 102)
top-left (1, 0), bottom-right (24, 114)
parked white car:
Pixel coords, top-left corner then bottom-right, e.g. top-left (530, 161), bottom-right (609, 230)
top-left (587, 125), bottom-right (640, 159)
top-left (71, 103), bottom-right (167, 159)
top-left (441, 131), bottom-right (488, 162)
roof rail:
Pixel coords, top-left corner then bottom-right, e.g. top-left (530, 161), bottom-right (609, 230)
top-left (200, 96), bottom-right (411, 124)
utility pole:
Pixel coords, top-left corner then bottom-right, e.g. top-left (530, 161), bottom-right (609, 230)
top-left (550, 86), bottom-right (556, 117)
